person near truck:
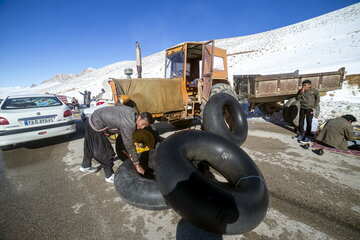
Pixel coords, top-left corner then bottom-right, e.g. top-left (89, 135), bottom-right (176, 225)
top-left (296, 80), bottom-right (320, 142)
top-left (79, 104), bottom-right (153, 183)
top-left (79, 90), bottom-right (88, 105)
top-left (316, 115), bottom-right (357, 150)
top-left (71, 97), bottom-right (79, 111)
top-left (85, 91), bottom-right (91, 108)
top-left (95, 88), bottom-right (106, 101)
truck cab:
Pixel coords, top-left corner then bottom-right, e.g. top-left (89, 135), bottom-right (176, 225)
top-left (109, 41), bottom-right (231, 122)
top-left (165, 41), bottom-right (228, 102)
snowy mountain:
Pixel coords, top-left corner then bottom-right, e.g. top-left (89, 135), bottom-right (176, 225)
top-left (42, 67), bottom-right (97, 84)
top-left (0, 3), bottom-right (359, 121)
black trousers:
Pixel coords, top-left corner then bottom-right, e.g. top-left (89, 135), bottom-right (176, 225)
top-left (82, 120), bottom-right (115, 178)
top-left (298, 107), bottom-right (313, 137)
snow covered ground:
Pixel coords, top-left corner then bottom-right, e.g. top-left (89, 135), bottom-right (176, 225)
top-left (0, 3), bottom-right (359, 122)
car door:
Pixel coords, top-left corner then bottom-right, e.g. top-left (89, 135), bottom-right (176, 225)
top-left (201, 40), bottom-right (214, 101)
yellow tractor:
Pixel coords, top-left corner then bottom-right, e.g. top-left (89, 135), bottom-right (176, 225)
top-left (109, 41), bottom-right (237, 154)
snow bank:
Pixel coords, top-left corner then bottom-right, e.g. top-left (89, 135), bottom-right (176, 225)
top-left (320, 81), bottom-right (360, 122)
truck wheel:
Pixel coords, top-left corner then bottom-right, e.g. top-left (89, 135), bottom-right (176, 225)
top-left (288, 100), bottom-right (300, 127)
top-left (203, 93), bottom-right (248, 146)
top-left (209, 83), bottom-right (237, 99)
top-left (258, 102), bottom-right (282, 115)
top-left (154, 130), bottom-right (269, 235)
top-left (0, 145), bottom-right (13, 151)
top-left (114, 159), bottom-right (169, 210)
top-left (200, 83), bottom-right (238, 118)
top-left (282, 98), bottom-right (296, 124)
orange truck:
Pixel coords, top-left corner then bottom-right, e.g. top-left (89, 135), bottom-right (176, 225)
top-left (108, 40), bottom-right (237, 123)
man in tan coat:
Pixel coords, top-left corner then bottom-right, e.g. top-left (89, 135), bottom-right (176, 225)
top-left (316, 115), bottom-right (357, 150)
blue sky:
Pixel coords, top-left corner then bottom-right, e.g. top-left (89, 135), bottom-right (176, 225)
top-left (0, 0), bottom-right (358, 87)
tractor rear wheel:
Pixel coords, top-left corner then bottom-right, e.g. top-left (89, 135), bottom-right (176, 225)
top-left (200, 83), bottom-right (238, 119)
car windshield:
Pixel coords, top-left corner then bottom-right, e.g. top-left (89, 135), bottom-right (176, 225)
top-left (1, 97), bottom-right (63, 109)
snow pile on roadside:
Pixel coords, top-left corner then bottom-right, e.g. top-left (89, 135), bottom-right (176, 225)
top-left (319, 81), bottom-right (360, 122)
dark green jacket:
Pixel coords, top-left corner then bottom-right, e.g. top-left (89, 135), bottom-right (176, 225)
top-left (296, 88), bottom-right (320, 110)
top-left (316, 117), bottom-right (355, 150)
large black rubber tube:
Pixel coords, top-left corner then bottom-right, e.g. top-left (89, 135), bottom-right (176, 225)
top-left (282, 98), bottom-right (296, 124)
top-left (203, 93), bottom-right (248, 146)
top-left (288, 100), bottom-right (300, 127)
top-left (114, 157), bottom-right (169, 210)
top-left (154, 130), bottom-right (269, 235)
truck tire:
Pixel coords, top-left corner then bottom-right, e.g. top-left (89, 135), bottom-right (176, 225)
top-left (114, 159), bottom-right (169, 210)
top-left (282, 98), bottom-right (296, 124)
top-left (200, 83), bottom-right (238, 118)
top-left (154, 130), bottom-right (269, 235)
top-left (210, 83), bottom-right (238, 99)
top-left (258, 102), bottom-right (283, 115)
top-left (0, 145), bottom-right (13, 151)
top-left (203, 93), bottom-right (248, 146)
top-left (288, 100), bottom-right (300, 127)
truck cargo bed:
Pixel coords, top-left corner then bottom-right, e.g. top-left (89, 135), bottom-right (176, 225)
top-left (234, 68), bottom-right (345, 103)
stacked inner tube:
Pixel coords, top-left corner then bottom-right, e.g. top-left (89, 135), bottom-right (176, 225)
top-left (114, 149), bottom-right (169, 210)
top-left (114, 93), bottom-right (269, 235)
top-left (154, 130), bottom-right (269, 235)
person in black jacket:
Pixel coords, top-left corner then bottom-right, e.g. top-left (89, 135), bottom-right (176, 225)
top-left (79, 104), bottom-right (153, 183)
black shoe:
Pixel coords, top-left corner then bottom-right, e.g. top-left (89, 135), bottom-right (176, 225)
top-left (312, 149), bottom-right (324, 155)
top-left (300, 144), bottom-right (310, 149)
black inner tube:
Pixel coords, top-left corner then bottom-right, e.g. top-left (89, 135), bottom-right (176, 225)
top-left (203, 93), bottom-right (248, 146)
top-left (155, 130), bottom-right (269, 235)
top-left (114, 152), bottom-right (168, 210)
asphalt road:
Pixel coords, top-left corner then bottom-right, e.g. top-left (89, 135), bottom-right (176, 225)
top-left (1, 120), bottom-right (359, 239)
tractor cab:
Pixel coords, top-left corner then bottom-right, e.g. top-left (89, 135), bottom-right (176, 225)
top-left (165, 41), bottom-right (228, 104)
top-left (108, 41), bottom-right (230, 122)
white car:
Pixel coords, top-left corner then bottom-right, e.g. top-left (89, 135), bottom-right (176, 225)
top-left (81, 101), bottom-right (109, 121)
top-left (0, 94), bottom-right (76, 150)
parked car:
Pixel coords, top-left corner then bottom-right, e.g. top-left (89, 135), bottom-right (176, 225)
top-left (81, 101), bottom-right (109, 121)
top-left (0, 94), bottom-right (76, 150)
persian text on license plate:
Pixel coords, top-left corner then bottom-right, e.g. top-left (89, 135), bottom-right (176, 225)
top-left (25, 118), bottom-right (54, 126)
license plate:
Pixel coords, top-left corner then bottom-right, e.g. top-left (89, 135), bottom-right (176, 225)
top-left (25, 118), bottom-right (54, 126)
